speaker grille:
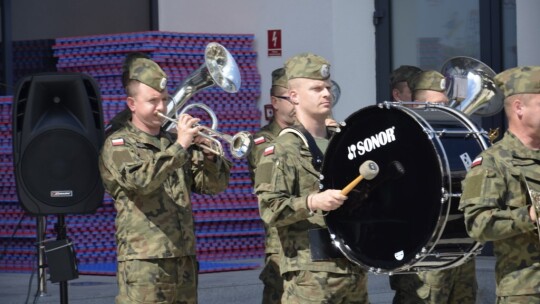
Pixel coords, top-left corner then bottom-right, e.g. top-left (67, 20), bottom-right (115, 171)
top-left (20, 129), bottom-right (99, 207)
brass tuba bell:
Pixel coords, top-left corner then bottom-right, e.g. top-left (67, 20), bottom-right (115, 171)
top-left (441, 56), bottom-right (504, 117)
top-left (163, 42), bottom-right (241, 129)
top-left (159, 42), bottom-right (253, 159)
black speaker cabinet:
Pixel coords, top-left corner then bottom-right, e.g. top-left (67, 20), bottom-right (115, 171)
top-left (43, 239), bottom-right (79, 283)
top-left (12, 73), bottom-right (105, 215)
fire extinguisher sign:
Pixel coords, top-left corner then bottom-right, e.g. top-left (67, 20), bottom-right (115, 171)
top-left (267, 29), bottom-right (282, 57)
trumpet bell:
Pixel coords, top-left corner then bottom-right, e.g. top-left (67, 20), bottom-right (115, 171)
top-left (441, 56), bottom-right (504, 117)
top-left (230, 131), bottom-right (254, 159)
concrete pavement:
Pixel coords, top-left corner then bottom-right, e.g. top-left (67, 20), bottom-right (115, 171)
top-left (0, 257), bottom-right (497, 303)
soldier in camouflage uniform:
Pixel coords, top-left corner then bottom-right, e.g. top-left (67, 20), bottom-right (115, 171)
top-left (459, 66), bottom-right (540, 303)
top-left (390, 70), bottom-right (478, 304)
top-left (247, 67), bottom-right (295, 304)
top-left (390, 65), bottom-right (422, 102)
top-left (99, 57), bottom-right (231, 304)
top-left (254, 53), bottom-right (368, 304)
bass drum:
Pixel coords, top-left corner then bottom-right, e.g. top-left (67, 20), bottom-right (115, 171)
top-left (320, 103), bottom-right (489, 274)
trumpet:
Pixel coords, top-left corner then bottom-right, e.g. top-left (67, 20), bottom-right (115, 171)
top-left (159, 42), bottom-right (253, 159)
top-left (156, 104), bottom-right (253, 159)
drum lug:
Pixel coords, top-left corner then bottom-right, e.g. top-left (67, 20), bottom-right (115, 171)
top-left (442, 188), bottom-right (461, 202)
top-left (415, 247), bottom-right (429, 259)
top-left (368, 267), bottom-right (385, 274)
top-left (423, 128), bottom-right (435, 139)
top-left (441, 188), bottom-right (448, 203)
top-left (332, 121), bottom-right (347, 133)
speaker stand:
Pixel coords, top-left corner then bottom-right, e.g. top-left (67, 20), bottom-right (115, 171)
top-left (54, 215), bottom-right (69, 304)
top-left (36, 216), bottom-right (48, 297)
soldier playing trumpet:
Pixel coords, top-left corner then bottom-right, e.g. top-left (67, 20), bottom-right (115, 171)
top-left (99, 55), bottom-right (231, 304)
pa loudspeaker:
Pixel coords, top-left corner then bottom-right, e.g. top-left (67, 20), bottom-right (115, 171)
top-left (12, 73), bottom-right (105, 215)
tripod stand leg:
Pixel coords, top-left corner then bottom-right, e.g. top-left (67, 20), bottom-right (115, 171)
top-left (56, 214), bottom-right (70, 304)
top-left (36, 216), bottom-right (48, 297)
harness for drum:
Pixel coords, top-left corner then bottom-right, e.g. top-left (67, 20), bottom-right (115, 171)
top-left (320, 102), bottom-right (495, 275)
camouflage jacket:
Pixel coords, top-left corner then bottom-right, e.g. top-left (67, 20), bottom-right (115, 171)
top-left (247, 119), bottom-right (281, 180)
top-left (459, 131), bottom-right (540, 296)
top-left (248, 119), bottom-right (282, 255)
top-left (254, 127), bottom-right (362, 275)
top-left (99, 121), bottom-right (231, 261)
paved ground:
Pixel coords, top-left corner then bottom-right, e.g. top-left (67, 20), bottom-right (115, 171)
top-left (0, 256), bottom-right (497, 304)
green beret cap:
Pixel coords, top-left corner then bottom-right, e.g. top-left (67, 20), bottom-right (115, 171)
top-left (390, 65), bottom-right (422, 86)
top-left (129, 58), bottom-right (168, 92)
top-left (271, 68), bottom-right (288, 88)
top-left (409, 70), bottom-right (446, 92)
top-left (494, 66), bottom-right (540, 98)
top-left (285, 53), bottom-right (331, 80)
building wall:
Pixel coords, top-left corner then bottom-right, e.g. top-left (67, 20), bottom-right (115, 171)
top-left (516, 0), bottom-right (540, 66)
top-left (158, 0), bottom-right (375, 122)
top-left (4, 0), bottom-right (539, 120)
top-left (8, 0), bottom-right (151, 40)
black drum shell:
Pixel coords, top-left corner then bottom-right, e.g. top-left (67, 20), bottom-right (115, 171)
top-left (320, 104), bottom-right (487, 273)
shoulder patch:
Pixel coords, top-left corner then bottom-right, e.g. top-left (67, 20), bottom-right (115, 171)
top-left (111, 138), bottom-right (125, 146)
top-left (470, 156), bottom-right (482, 168)
top-left (112, 150), bottom-right (134, 165)
top-left (254, 136), bottom-right (266, 145)
top-left (263, 146), bottom-right (275, 156)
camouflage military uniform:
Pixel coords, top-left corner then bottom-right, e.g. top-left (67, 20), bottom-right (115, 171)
top-left (248, 119), bottom-right (285, 304)
top-left (460, 131), bottom-right (540, 300)
top-left (99, 120), bottom-right (231, 303)
top-left (390, 259), bottom-right (477, 304)
top-left (255, 130), bottom-right (368, 304)
top-left (248, 120), bottom-right (282, 180)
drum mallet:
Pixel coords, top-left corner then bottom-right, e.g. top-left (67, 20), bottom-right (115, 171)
top-left (340, 160), bottom-right (379, 195)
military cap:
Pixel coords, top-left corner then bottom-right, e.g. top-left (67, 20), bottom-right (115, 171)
top-left (494, 66), bottom-right (540, 98)
top-left (271, 68), bottom-right (288, 88)
top-left (409, 70), bottom-right (446, 92)
top-left (122, 52), bottom-right (151, 88)
top-left (128, 58), bottom-right (168, 92)
top-left (390, 65), bottom-right (422, 86)
top-left (285, 53), bottom-right (331, 80)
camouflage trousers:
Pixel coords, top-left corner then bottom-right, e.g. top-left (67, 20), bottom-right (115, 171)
top-left (282, 270), bottom-right (368, 304)
top-left (259, 253), bottom-right (284, 304)
top-left (116, 256), bottom-right (198, 304)
top-left (390, 258), bottom-right (477, 304)
top-left (497, 295), bottom-right (540, 304)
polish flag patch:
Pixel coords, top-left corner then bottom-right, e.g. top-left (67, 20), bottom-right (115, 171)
top-left (263, 146), bottom-right (275, 156)
top-left (471, 156), bottom-right (483, 168)
top-left (254, 136), bottom-right (266, 145)
top-left (111, 138), bottom-right (125, 146)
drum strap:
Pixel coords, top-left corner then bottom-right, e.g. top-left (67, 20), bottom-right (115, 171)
top-left (280, 126), bottom-right (344, 261)
top-left (279, 125), bottom-right (325, 171)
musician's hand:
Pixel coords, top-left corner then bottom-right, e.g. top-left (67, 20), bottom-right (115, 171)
top-left (176, 114), bottom-right (201, 150)
top-left (530, 205), bottom-right (538, 223)
top-left (309, 190), bottom-right (347, 212)
top-left (193, 135), bottom-right (216, 161)
top-left (325, 118), bottom-right (339, 128)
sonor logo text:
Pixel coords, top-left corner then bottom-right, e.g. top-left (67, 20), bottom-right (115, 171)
top-left (347, 127), bottom-right (396, 160)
